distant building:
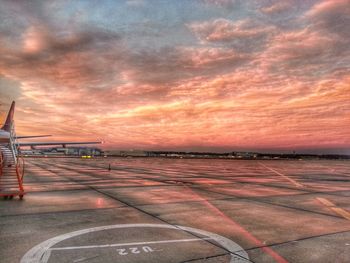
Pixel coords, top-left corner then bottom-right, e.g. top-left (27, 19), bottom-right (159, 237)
top-left (233, 152), bottom-right (257, 158)
top-left (65, 147), bottom-right (102, 156)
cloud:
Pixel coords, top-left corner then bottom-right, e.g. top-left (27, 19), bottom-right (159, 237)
top-left (180, 46), bottom-right (249, 70)
top-left (187, 18), bottom-right (275, 54)
top-left (306, 0), bottom-right (350, 40)
top-left (253, 0), bottom-right (350, 77)
top-left (2, 22), bottom-right (250, 95)
top-left (201, 0), bottom-right (237, 9)
top-left (0, 25), bottom-right (123, 87)
top-left (258, 28), bottom-right (335, 72)
top-left (188, 18), bottom-right (272, 43)
top-left (306, 0), bottom-right (350, 20)
top-left (260, 1), bottom-right (293, 15)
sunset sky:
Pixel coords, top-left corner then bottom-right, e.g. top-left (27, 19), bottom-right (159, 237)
top-left (0, 0), bottom-right (349, 153)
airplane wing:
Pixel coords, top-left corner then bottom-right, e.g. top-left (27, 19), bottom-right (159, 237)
top-left (18, 141), bottom-right (102, 148)
top-left (2, 101), bottom-right (102, 149)
top-left (16, 135), bottom-right (52, 139)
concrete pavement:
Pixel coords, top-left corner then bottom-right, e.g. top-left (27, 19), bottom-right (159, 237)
top-left (1, 158), bottom-right (350, 262)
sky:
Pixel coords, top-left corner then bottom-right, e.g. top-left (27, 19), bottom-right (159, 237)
top-left (0, 0), bottom-right (349, 154)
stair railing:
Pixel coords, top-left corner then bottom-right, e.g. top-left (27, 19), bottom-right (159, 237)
top-left (0, 151), bottom-right (3, 177)
top-left (9, 123), bottom-right (19, 164)
top-left (9, 122), bottom-right (25, 193)
top-left (15, 155), bottom-right (25, 193)
top-left (12, 124), bottom-right (20, 156)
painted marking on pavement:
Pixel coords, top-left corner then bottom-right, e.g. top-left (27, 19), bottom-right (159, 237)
top-left (259, 163), bottom-right (303, 188)
top-left (21, 224), bottom-right (250, 263)
top-left (316, 197), bottom-right (350, 221)
top-left (49, 237), bottom-right (213, 251)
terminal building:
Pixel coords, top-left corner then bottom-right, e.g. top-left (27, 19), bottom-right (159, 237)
top-left (20, 147), bottom-right (103, 156)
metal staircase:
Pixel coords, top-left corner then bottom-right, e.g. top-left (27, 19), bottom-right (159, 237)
top-left (0, 145), bottom-right (16, 166)
top-left (0, 124), bottom-right (25, 200)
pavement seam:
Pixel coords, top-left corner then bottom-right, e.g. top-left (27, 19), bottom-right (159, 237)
top-left (180, 251), bottom-right (255, 263)
top-left (244, 228), bottom-right (350, 252)
top-left (196, 187), bottom-right (350, 221)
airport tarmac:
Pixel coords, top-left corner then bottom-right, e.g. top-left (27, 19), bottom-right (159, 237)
top-left (1, 157), bottom-right (350, 263)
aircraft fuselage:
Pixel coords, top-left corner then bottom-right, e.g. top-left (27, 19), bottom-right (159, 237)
top-left (0, 130), bottom-right (10, 143)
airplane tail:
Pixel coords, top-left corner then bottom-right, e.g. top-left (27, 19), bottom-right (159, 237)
top-left (1, 101), bottom-right (15, 132)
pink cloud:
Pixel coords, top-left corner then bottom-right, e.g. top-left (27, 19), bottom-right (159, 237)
top-left (260, 1), bottom-right (293, 14)
top-left (259, 28), bottom-right (334, 65)
top-left (187, 18), bottom-right (273, 43)
top-left (306, 0), bottom-right (350, 19)
top-left (21, 26), bottom-right (49, 54)
top-left (179, 47), bottom-right (248, 68)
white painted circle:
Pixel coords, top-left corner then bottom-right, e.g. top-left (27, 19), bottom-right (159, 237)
top-left (21, 223), bottom-right (249, 262)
